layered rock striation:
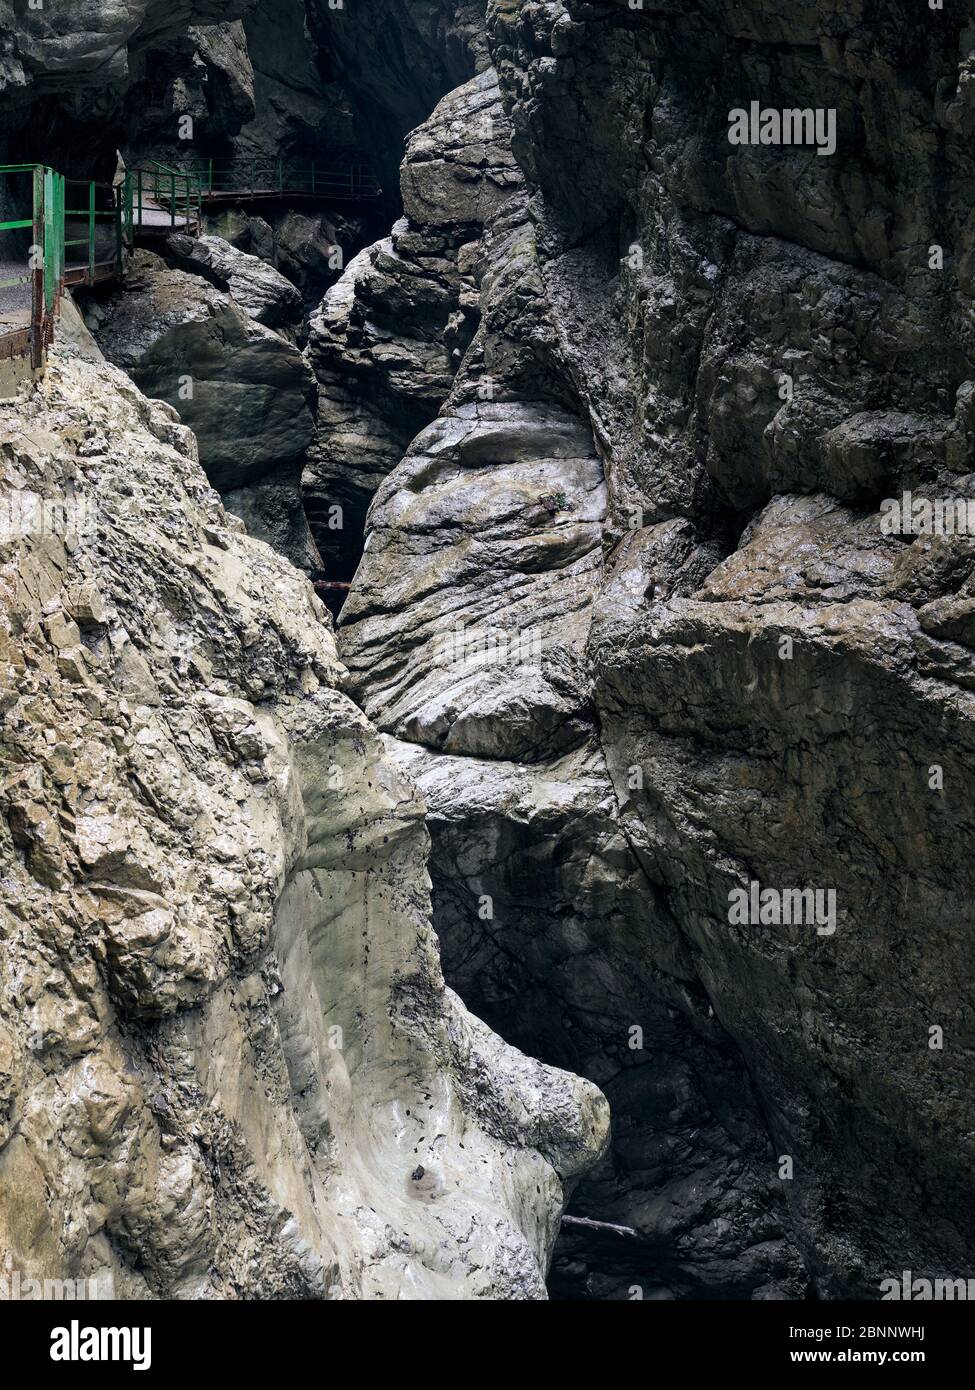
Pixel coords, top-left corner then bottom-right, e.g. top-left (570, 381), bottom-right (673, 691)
top-left (334, 67), bottom-right (805, 1299)
top-left (326, 0), bottom-right (975, 1298)
top-left (302, 67), bottom-right (522, 580)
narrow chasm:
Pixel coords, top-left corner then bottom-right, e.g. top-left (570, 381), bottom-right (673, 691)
top-left (2, 0), bottom-right (975, 1312)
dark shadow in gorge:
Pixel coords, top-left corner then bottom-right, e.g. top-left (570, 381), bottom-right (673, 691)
top-left (422, 827), bottom-right (807, 1301)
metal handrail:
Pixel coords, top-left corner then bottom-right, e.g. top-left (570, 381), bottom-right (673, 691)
top-left (198, 155), bottom-right (381, 199)
top-left (1, 162), bottom-right (124, 367)
top-left (0, 165), bottom-right (62, 365)
top-left (124, 160), bottom-right (203, 243)
top-left (2, 147), bottom-right (380, 369)
top-left (120, 153), bottom-right (378, 246)
top-left (63, 176), bottom-right (120, 282)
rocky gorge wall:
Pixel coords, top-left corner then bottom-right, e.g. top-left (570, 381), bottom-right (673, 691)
top-left (488, 0), bottom-right (975, 1299)
top-left (2, 0), bottom-right (975, 1304)
top-left (0, 335), bottom-right (607, 1298)
top-left (320, 0), bottom-right (975, 1298)
top-left (328, 58), bottom-right (807, 1301)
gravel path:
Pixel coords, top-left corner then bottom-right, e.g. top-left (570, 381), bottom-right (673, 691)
top-left (0, 258), bottom-right (30, 329)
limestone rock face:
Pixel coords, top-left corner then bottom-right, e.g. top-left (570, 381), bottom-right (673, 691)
top-left (270, 211), bottom-right (355, 304)
top-left (488, 0), bottom-right (974, 537)
top-left (201, 207), bottom-right (371, 313)
top-left (302, 68), bottom-right (522, 582)
top-left (0, 344), bottom-right (608, 1299)
top-left (479, 0), bottom-right (975, 1297)
top-left (325, 0), bottom-right (975, 1300)
top-left (91, 249), bottom-right (314, 494)
top-left (88, 247), bottom-right (318, 572)
top-left (187, 20), bottom-right (256, 133)
top-left (334, 64), bottom-right (806, 1300)
top-left (0, 1), bottom-right (254, 153)
top-left (166, 232), bottom-right (303, 330)
top-left (301, 235), bottom-right (454, 579)
top-left (0, 2), bottom-right (247, 94)
top-left (587, 498), bottom-right (975, 1297)
top-left (342, 401), bottom-right (604, 761)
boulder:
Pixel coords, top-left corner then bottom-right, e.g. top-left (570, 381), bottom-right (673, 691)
top-left (91, 250), bottom-right (315, 494)
top-left (166, 231), bottom-right (302, 329)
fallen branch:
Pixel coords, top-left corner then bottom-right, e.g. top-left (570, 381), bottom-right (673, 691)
top-left (560, 1214), bottom-right (641, 1240)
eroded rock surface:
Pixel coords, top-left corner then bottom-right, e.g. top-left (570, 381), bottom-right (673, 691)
top-left (302, 68), bottom-right (523, 580)
top-left (482, 0), bottom-right (975, 1298)
top-left (90, 249), bottom-right (314, 494)
top-left (166, 232), bottom-right (302, 330)
top-left (0, 1), bottom-right (255, 162)
top-left (335, 63), bottom-right (806, 1300)
top-left (327, 0), bottom-right (975, 1299)
top-left (88, 247), bottom-right (318, 571)
top-left (0, 342), bottom-right (608, 1298)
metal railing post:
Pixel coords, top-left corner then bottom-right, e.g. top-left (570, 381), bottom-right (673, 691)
top-left (56, 173), bottom-right (64, 312)
top-left (31, 165), bottom-right (44, 369)
top-left (42, 169), bottom-right (54, 316)
top-left (88, 181), bottom-right (96, 283)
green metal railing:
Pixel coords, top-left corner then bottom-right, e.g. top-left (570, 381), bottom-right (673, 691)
top-left (64, 177), bottom-right (123, 283)
top-left (119, 155), bottom-right (380, 246)
top-left (1, 163), bottom-right (123, 367)
top-left (1, 164), bottom-right (64, 367)
top-left (123, 161), bottom-right (203, 244)
top-left (198, 156), bottom-right (381, 201)
top-left (42, 167), bottom-right (64, 325)
top-left (1, 149), bottom-right (380, 366)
